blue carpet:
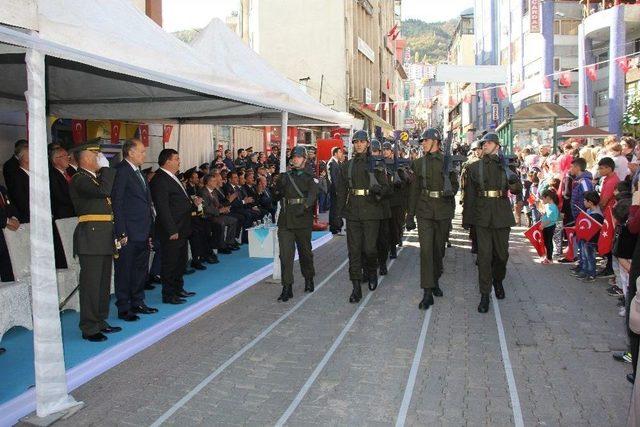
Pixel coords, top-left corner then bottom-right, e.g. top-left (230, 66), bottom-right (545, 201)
top-left (0, 232), bottom-right (329, 405)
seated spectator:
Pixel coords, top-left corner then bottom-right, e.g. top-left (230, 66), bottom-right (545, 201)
top-left (198, 173), bottom-right (240, 254)
top-left (0, 184), bottom-right (19, 282)
top-left (234, 149), bottom-right (247, 170)
top-left (2, 139), bottom-right (27, 192)
top-left (9, 145), bottom-right (29, 223)
top-left (223, 149), bottom-right (235, 171)
top-left (256, 175), bottom-right (276, 221)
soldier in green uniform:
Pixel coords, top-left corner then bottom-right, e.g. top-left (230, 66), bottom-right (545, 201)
top-left (336, 130), bottom-right (389, 303)
top-left (69, 142), bottom-right (120, 342)
top-left (462, 133), bottom-right (522, 313)
top-left (460, 140), bottom-right (483, 254)
top-left (371, 139), bottom-right (392, 276)
top-left (273, 145), bottom-right (318, 302)
top-left (406, 128), bottom-right (458, 310)
top-left (383, 142), bottom-right (408, 260)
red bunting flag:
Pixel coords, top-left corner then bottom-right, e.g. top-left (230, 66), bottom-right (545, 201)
top-left (617, 57), bottom-right (631, 74)
top-left (563, 226), bottom-right (576, 261)
top-left (524, 222), bottom-right (546, 257)
top-left (71, 119), bottom-right (86, 145)
top-left (482, 88), bottom-right (491, 102)
top-left (559, 72), bottom-right (572, 88)
top-left (110, 121), bottom-right (121, 144)
top-left (586, 64), bottom-right (598, 81)
top-left (542, 76), bottom-right (551, 89)
top-left (598, 206), bottom-right (615, 256)
top-left (584, 104), bottom-right (591, 126)
top-left (497, 86), bottom-right (508, 100)
top-left (138, 124), bottom-right (149, 147)
top-left (575, 209), bottom-right (602, 241)
top-left (463, 92), bottom-right (472, 104)
top-left (162, 125), bottom-right (173, 144)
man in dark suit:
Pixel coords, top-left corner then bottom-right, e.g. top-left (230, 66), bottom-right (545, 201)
top-left (69, 142), bottom-right (121, 342)
top-left (0, 184), bottom-right (19, 282)
top-left (150, 149), bottom-right (201, 304)
top-left (185, 168), bottom-right (216, 268)
top-left (112, 139), bottom-right (158, 321)
top-left (199, 172), bottom-right (239, 254)
top-left (327, 146), bottom-right (344, 235)
top-left (2, 139), bottom-right (27, 192)
top-left (49, 146), bottom-right (75, 269)
top-left (256, 175), bottom-right (276, 221)
top-left (8, 145), bottom-right (29, 224)
top-left (223, 149), bottom-right (235, 172)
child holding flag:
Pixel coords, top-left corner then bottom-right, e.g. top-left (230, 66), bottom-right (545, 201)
top-left (572, 191), bottom-right (604, 282)
top-left (540, 189), bottom-right (559, 264)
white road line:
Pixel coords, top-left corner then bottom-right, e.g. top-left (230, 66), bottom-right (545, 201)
top-left (275, 246), bottom-right (406, 427)
top-left (150, 258), bottom-right (350, 427)
top-left (395, 308), bottom-right (432, 427)
top-left (492, 293), bottom-right (525, 427)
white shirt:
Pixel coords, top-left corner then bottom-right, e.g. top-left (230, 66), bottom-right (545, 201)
top-left (159, 167), bottom-right (189, 198)
top-left (125, 158), bottom-right (138, 172)
top-left (80, 168), bottom-right (96, 178)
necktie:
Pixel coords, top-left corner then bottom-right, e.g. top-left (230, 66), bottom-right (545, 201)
top-left (0, 192), bottom-right (5, 209)
top-left (136, 169), bottom-right (146, 188)
top-left (64, 172), bottom-right (72, 183)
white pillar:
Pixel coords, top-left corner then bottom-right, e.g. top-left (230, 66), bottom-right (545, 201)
top-left (25, 49), bottom-right (80, 417)
top-left (272, 111), bottom-right (289, 281)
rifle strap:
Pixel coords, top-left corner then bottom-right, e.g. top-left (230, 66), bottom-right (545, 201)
top-left (286, 172), bottom-right (305, 199)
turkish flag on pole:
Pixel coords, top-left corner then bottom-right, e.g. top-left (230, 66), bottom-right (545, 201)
top-left (110, 121), bottom-right (121, 144)
top-left (559, 72), bottom-right (572, 88)
top-left (598, 206), bottom-right (615, 256)
top-left (584, 104), bottom-right (591, 126)
top-left (497, 86), bottom-right (508, 100)
top-left (163, 124), bottom-right (173, 144)
top-left (71, 119), bottom-right (86, 145)
top-left (138, 124), bottom-right (149, 147)
top-left (586, 64), bottom-right (598, 81)
top-left (524, 222), bottom-right (546, 257)
top-left (563, 226), bottom-right (576, 261)
top-left (575, 209), bottom-right (602, 241)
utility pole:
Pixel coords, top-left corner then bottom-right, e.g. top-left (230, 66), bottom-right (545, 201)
top-left (319, 74), bottom-right (324, 103)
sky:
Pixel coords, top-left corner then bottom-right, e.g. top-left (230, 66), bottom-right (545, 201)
top-left (163, 0), bottom-right (476, 32)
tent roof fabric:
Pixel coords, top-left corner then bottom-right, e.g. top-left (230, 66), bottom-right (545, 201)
top-left (506, 102), bottom-right (576, 131)
top-left (559, 125), bottom-right (614, 138)
top-left (0, 0), bottom-right (353, 126)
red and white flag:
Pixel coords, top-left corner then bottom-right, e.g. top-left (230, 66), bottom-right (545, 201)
top-left (497, 86), bottom-right (508, 100)
top-left (524, 222), bottom-right (546, 257)
top-left (598, 206), bottom-right (615, 256)
top-left (575, 209), bottom-right (602, 241)
top-left (110, 121), bottom-right (121, 144)
top-left (482, 88), bottom-right (491, 102)
top-left (138, 124), bottom-right (149, 147)
top-left (564, 226), bottom-right (576, 261)
top-left (71, 119), bottom-right (86, 145)
top-left (617, 57), bottom-right (631, 74)
top-left (387, 24), bottom-right (399, 40)
top-left (586, 64), bottom-right (598, 82)
top-left (163, 124), bottom-right (173, 144)
top-left (559, 72), bottom-right (572, 88)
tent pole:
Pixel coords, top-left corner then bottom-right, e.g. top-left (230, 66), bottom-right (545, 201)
top-left (552, 116), bottom-right (558, 154)
top-left (348, 126), bottom-right (354, 159)
top-left (25, 48), bottom-right (81, 419)
top-left (271, 111), bottom-right (289, 282)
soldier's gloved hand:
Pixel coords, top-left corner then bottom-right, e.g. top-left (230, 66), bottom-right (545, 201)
top-left (405, 216), bottom-right (416, 231)
top-left (370, 184), bottom-right (383, 195)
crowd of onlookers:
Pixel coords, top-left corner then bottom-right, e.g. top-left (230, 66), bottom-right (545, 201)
top-left (510, 135), bottom-right (640, 390)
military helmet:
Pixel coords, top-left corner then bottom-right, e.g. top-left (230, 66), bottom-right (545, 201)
top-left (370, 139), bottom-right (382, 152)
top-left (352, 130), bottom-right (369, 142)
top-left (480, 132), bottom-right (501, 145)
top-left (419, 128), bottom-right (442, 142)
top-left (469, 140), bottom-right (481, 150)
top-left (291, 145), bottom-right (307, 158)
top-left (382, 141), bottom-right (393, 151)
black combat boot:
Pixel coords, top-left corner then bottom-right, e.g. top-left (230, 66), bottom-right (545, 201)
top-left (390, 246), bottom-right (397, 259)
top-left (368, 271), bottom-right (378, 291)
top-left (433, 279), bottom-right (443, 297)
top-left (478, 294), bottom-right (490, 313)
top-left (277, 284), bottom-right (293, 302)
top-left (349, 281), bottom-right (362, 303)
top-left (304, 278), bottom-right (314, 293)
top-left (493, 279), bottom-right (505, 300)
top-left (379, 264), bottom-right (388, 276)
top-left (418, 289), bottom-right (434, 310)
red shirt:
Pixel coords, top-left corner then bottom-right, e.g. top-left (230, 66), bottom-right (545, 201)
top-left (599, 173), bottom-right (620, 211)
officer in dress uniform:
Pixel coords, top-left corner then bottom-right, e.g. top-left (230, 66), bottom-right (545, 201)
top-left (336, 130), bottom-right (389, 303)
top-left (462, 133), bottom-right (522, 313)
top-left (272, 146), bottom-right (318, 302)
top-left (69, 142), bottom-right (121, 342)
top-left (460, 140), bottom-right (483, 254)
top-left (406, 128), bottom-right (458, 310)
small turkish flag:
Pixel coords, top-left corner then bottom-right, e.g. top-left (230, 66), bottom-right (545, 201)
top-left (524, 222), bottom-right (546, 257)
top-left (617, 57), bottom-right (631, 74)
top-left (542, 76), bottom-right (551, 89)
top-left (482, 88), bottom-right (491, 102)
top-left (564, 226), bottom-right (576, 261)
top-left (559, 72), bottom-right (572, 88)
top-left (71, 119), bottom-right (86, 145)
top-left (586, 64), bottom-right (598, 82)
top-left (598, 206), bottom-right (615, 256)
top-left (497, 86), bottom-right (508, 100)
top-left (138, 124), bottom-right (149, 147)
top-left (584, 104), bottom-right (591, 126)
top-left (163, 125), bottom-right (173, 144)
top-left (463, 92), bottom-right (472, 104)
top-left (110, 121), bottom-right (121, 144)
top-left (575, 210), bottom-right (602, 241)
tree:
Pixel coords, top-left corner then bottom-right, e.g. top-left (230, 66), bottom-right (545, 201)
top-left (622, 96), bottom-right (640, 138)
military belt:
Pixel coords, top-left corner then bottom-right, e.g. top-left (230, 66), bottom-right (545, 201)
top-left (286, 198), bottom-right (305, 205)
top-left (78, 214), bottom-right (113, 223)
top-left (478, 190), bottom-right (508, 198)
top-left (350, 189), bottom-right (370, 196)
top-left (422, 190), bottom-right (444, 198)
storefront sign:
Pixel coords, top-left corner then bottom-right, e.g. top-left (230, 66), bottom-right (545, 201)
top-left (358, 37), bottom-right (375, 63)
top-left (491, 103), bottom-right (500, 122)
top-left (530, 0), bottom-right (540, 33)
top-left (364, 87), bottom-right (372, 104)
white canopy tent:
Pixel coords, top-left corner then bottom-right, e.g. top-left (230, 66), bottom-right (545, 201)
top-left (0, 0), bottom-right (353, 423)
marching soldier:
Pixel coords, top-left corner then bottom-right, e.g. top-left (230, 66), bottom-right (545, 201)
top-left (272, 145), bottom-right (318, 302)
top-left (383, 142), bottom-right (408, 259)
top-left (371, 139), bottom-right (392, 276)
top-left (406, 128), bottom-right (458, 310)
top-left (462, 133), bottom-right (522, 313)
top-left (461, 140), bottom-right (483, 254)
top-left (69, 142), bottom-right (120, 342)
top-left (336, 130), bottom-right (389, 303)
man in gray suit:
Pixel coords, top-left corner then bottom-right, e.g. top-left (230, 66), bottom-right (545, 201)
top-left (199, 172), bottom-right (240, 253)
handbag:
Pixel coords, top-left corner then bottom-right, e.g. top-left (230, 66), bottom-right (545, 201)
top-left (613, 224), bottom-right (637, 259)
top-left (630, 293), bottom-right (640, 335)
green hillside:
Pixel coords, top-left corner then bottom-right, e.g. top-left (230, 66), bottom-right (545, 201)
top-left (402, 18), bottom-right (456, 63)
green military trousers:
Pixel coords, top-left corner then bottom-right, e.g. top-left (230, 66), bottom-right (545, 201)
top-left (78, 254), bottom-right (113, 335)
top-left (278, 227), bottom-right (314, 286)
top-left (417, 218), bottom-right (449, 289)
top-left (346, 219), bottom-right (380, 281)
top-left (475, 226), bottom-right (511, 295)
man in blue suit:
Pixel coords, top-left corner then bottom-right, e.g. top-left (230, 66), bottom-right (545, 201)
top-left (112, 139), bottom-right (158, 321)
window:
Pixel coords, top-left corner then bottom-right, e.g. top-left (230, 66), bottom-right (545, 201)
top-left (554, 57), bottom-right (561, 72)
top-left (596, 89), bottom-right (608, 107)
top-left (522, 0), bottom-right (529, 16)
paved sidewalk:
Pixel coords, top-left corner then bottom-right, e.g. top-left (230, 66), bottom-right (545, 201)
top-left (47, 220), bottom-right (632, 426)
